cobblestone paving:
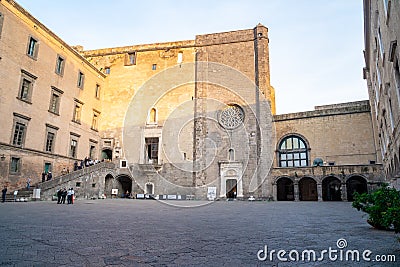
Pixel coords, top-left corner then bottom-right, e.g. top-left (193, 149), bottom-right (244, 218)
top-left (0, 200), bottom-right (399, 266)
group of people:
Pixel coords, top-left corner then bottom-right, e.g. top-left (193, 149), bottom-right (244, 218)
top-left (73, 157), bottom-right (101, 171)
top-left (56, 188), bottom-right (74, 204)
top-left (41, 172), bottom-right (53, 182)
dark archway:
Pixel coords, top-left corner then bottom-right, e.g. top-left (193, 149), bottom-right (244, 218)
top-left (116, 175), bottom-right (132, 198)
top-left (226, 179), bottom-right (237, 199)
top-left (299, 177), bottom-right (317, 201)
top-left (277, 177), bottom-right (294, 201)
top-left (102, 149), bottom-right (112, 160)
top-left (322, 176), bottom-right (342, 201)
top-left (347, 176), bottom-right (368, 201)
top-left (104, 174), bottom-right (114, 198)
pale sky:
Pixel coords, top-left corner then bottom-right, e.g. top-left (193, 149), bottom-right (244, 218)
top-left (16, 0), bottom-right (368, 114)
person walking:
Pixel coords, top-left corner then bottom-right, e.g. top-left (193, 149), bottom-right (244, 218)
top-left (1, 186), bottom-right (7, 203)
top-left (47, 172), bottom-right (52, 181)
top-left (41, 172), bottom-right (46, 182)
top-left (70, 188), bottom-right (75, 204)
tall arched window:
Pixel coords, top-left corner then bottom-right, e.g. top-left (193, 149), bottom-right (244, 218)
top-left (149, 108), bottom-right (157, 124)
top-left (228, 148), bottom-right (234, 161)
top-left (278, 135), bottom-right (308, 167)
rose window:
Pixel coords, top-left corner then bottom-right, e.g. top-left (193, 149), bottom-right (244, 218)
top-left (219, 104), bottom-right (245, 129)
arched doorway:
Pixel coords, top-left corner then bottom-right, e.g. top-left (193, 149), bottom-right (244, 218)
top-left (226, 179), bottom-right (237, 199)
top-left (346, 176), bottom-right (368, 201)
top-left (322, 176), bottom-right (342, 201)
top-left (299, 177), bottom-right (317, 201)
top-left (145, 183), bottom-right (154, 195)
top-left (276, 177), bottom-right (294, 201)
top-left (104, 174), bottom-right (114, 198)
top-left (102, 149), bottom-right (112, 160)
top-left (116, 175), bottom-right (132, 198)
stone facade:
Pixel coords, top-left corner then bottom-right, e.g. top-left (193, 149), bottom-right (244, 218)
top-left (363, 0), bottom-right (400, 189)
top-left (0, 0), bottom-right (388, 200)
top-left (0, 0), bottom-right (104, 189)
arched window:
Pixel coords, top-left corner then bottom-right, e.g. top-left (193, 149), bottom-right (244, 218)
top-left (228, 148), bottom-right (234, 161)
top-left (278, 135), bottom-right (308, 167)
top-left (149, 108), bottom-right (157, 124)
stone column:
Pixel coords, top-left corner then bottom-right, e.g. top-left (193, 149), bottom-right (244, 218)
top-left (341, 183), bottom-right (348, 201)
top-left (317, 183), bottom-right (322, 202)
top-left (294, 182), bottom-right (300, 201)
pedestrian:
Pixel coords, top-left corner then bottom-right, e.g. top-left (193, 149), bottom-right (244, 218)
top-left (41, 172), bottom-right (46, 182)
top-left (67, 188), bottom-right (72, 204)
top-left (61, 188), bottom-right (67, 204)
top-left (70, 188), bottom-right (74, 204)
top-left (1, 186), bottom-right (7, 203)
top-left (26, 178), bottom-right (31, 190)
top-left (57, 189), bottom-right (62, 204)
top-left (47, 172), bottom-right (52, 181)
top-left (73, 161), bottom-right (78, 171)
top-left (66, 167), bottom-right (70, 174)
top-left (13, 190), bottom-right (18, 202)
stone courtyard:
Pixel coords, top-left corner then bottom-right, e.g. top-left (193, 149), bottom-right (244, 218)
top-left (0, 200), bottom-right (398, 266)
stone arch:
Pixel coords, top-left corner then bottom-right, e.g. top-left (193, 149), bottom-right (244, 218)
top-left (115, 174), bottom-right (133, 198)
top-left (276, 133), bottom-right (310, 167)
top-left (346, 175), bottom-right (368, 201)
top-left (276, 177), bottom-right (294, 201)
top-left (145, 182), bottom-right (154, 195)
top-left (104, 173), bottom-right (114, 198)
top-left (322, 176), bottom-right (342, 201)
top-left (148, 107), bottom-right (157, 124)
top-left (299, 177), bottom-right (317, 201)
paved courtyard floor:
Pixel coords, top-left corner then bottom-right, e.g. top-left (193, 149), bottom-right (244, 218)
top-left (0, 200), bottom-right (399, 266)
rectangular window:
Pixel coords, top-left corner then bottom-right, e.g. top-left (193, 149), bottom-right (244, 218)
top-left (48, 87), bottom-right (63, 115)
top-left (152, 64), bottom-right (157, 70)
top-left (95, 84), bottom-right (101, 99)
top-left (104, 67), bottom-right (110, 74)
top-left (177, 52), bottom-right (183, 64)
top-left (77, 71), bottom-right (85, 88)
top-left (10, 157), bottom-right (20, 173)
top-left (70, 138), bottom-right (78, 158)
top-left (18, 70), bottom-right (37, 103)
top-left (45, 132), bottom-right (55, 153)
top-left (125, 52), bottom-right (136, 65)
top-left (55, 55), bottom-right (65, 76)
top-left (91, 111), bottom-right (100, 131)
top-left (145, 137), bottom-right (159, 164)
top-left (11, 113), bottom-right (30, 147)
top-left (76, 182), bottom-right (81, 187)
top-left (27, 36), bottom-right (39, 59)
top-left (89, 141), bottom-right (97, 159)
top-left (20, 79), bottom-right (31, 100)
top-left (44, 124), bottom-right (58, 153)
top-left (44, 162), bottom-right (52, 174)
top-left (13, 123), bottom-right (26, 146)
top-left (72, 99), bottom-right (83, 123)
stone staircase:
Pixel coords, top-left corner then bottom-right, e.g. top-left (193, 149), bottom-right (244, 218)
top-left (37, 161), bottom-right (116, 200)
top-left (3, 187), bottom-right (34, 202)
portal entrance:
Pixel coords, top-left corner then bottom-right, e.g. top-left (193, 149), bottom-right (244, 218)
top-left (346, 176), bottom-right (368, 201)
top-left (145, 183), bottom-right (154, 195)
top-left (101, 149), bottom-right (112, 160)
top-left (322, 176), bottom-right (342, 201)
top-left (299, 177), bottom-right (317, 201)
top-left (277, 177), bottom-right (294, 201)
top-left (226, 179), bottom-right (237, 199)
top-left (116, 175), bottom-right (132, 197)
top-left (145, 137), bottom-right (159, 164)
